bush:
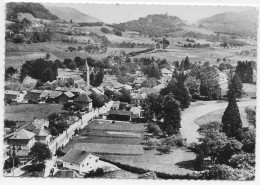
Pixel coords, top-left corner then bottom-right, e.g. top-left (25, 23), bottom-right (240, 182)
top-left (22, 163), bottom-right (45, 172)
top-left (147, 122), bottom-right (162, 135)
top-left (161, 135), bottom-right (186, 147)
top-left (156, 145), bottom-right (171, 154)
top-left (84, 168), bottom-right (105, 178)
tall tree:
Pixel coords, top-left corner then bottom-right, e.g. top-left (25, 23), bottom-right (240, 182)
top-left (162, 93), bottom-right (182, 135)
top-left (29, 142), bottom-right (52, 164)
top-left (227, 73), bottom-right (244, 99)
top-left (222, 89), bottom-right (242, 137)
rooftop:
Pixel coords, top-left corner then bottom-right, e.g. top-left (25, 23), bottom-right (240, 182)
top-left (61, 148), bottom-right (92, 165)
top-left (9, 129), bottom-right (35, 140)
top-left (74, 93), bottom-right (92, 103)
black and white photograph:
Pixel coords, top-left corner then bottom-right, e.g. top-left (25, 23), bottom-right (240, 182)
top-left (1, 0), bottom-right (258, 181)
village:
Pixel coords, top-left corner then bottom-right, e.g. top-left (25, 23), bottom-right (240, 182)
top-left (3, 2), bottom-right (257, 180)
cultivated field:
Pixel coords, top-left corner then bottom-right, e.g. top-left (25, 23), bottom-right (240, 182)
top-left (4, 104), bottom-right (63, 122)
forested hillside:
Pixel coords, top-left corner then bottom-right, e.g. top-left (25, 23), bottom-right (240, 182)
top-left (6, 2), bottom-right (58, 20)
top-left (113, 14), bottom-right (186, 36)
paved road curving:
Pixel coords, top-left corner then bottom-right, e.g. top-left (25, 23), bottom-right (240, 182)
top-left (180, 99), bottom-right (256, 144)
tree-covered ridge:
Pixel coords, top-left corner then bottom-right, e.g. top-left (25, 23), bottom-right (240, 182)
top-left (6, 2), bottom-right (58, 20)
top-left (113, 14), bottom-right (186, 36)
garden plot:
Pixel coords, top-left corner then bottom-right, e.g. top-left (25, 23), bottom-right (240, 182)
top-left (74, 143), bottom-right (144, 155)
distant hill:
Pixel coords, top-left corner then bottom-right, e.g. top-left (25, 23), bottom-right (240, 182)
top-left (113, 14), bottom-right (186, 36)
top-left (45, 5), bottom-right (102, 23)
top-left (6, 2), bottom-right (58, 20)
top-left (198, 9), bottom-right (258, 36)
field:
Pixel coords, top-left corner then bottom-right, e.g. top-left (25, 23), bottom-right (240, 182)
top-left (5, 41), bottom-right (150, 69)
top-left (62, 119), bottom-right (196, 175)
top-left (4, 104), bottom-right (63, 122)
top-left (194, 106), bottom-right (253, 127)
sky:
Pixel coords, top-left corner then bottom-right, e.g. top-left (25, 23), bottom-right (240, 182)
top-left (44, 3), bottom-right (254, 24)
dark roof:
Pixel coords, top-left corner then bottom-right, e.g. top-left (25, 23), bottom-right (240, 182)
top-left (52, 170), bottom-right (80, 178)
top-left (74, 93), bottom-right (92, 103)
top-left (24, 123), bottom-right (36, 132)
top-left (24, 91), bottom-right (41, 101)
top-left (108, 110), bottom-right (132, 116)
top-left (61, 148), bottom-right (91, 164)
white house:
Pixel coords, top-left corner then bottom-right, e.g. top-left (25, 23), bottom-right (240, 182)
top-left (161, 68), bottom-right (173, 77)
top-left (61, 148), bottom-right (100, 174)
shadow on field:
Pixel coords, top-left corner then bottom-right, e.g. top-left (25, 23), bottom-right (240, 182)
top-left (175, 160), bottom-right (194, 170)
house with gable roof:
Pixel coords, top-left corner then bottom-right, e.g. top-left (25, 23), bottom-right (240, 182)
top-left (61, 148), bottom-right (100, 174)
top-left (33, 128), bottom-right (52, 145)
top-left (8, 129), bottom-right (35, 150)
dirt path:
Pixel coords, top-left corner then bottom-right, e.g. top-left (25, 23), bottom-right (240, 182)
top-left (180, 99), bottom-right (256, 144)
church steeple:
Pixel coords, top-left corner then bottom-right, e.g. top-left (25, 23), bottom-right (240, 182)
top-left (82, 60), bottom-right (90, 86)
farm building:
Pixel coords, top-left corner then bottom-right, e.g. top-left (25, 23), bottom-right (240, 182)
top-left (4, 90), bottom-right (22, 103)
top-left (8, 129), bottom-right (35, 150)
top-left (46, 91), bottom-right (62, 103)
top-left (61, 148), bottom-right (100, 174)
top-left (39, 90), bottom-right (50, 101)
top-left (107, 110), bottom-right (132, 121)
top-left (24, 90), bottom-right (42, 103)
top-left (74, 93), bottom-right (93, 111)
top-left (57, 92), bottom-right (75, 104)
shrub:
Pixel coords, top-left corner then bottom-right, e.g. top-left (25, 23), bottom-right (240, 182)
top-left (156, 145), bottom-right (171, 154)
top-left (161, 134), bottom-right (186, 147)
top-left (147, 122), bottom-right (162, 136)
top-left (84, 168), bottom-right (105, 178)
top-left (22, 163), bottom-right (45, 172)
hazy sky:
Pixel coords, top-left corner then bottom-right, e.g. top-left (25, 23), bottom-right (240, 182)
top-left (44, 3), bottom-right (254, 24)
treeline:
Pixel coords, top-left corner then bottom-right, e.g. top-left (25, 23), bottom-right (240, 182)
top-left (100, 27), bottom-right (122, 36)
top-left (77, 22), bottom-right (104, 27)
top-left (111, 42), bottom-right (154, 48)
top-left (184, 43), bottom-right (209, 48)
top-left (127, 48), bottom-right (154, 57)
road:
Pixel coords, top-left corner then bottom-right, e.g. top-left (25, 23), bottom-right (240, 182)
top-left (180, 99), bottom-right (256, 144)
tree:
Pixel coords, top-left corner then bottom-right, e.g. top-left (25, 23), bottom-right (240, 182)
top-left (67, 60), bottom-right (77, 70)
top-left (90, 92), bottom-right (105, 109)
top-left (184, 76), bottom-right (201, 98)
top-left (236, 127), bottom-right (255, 153)
top-left (222, 90), bottom-right (242, 138)
top-left (42, 68), bottom-right (54, 82)
top-left (29, 142), bottom-right (52, 164)
top-left (160, 79), bottom-right (191, 109)
top-left (227, 73), bottom-right (244, 99)
top-left (236, 61), bottom-right (254, 83)
top-left (94, 69), bottom-right (104, 87)
top-left (141, 94), bottom-right (163, 122)
top-left (45, 53), bottom-right (51, 60)
top-left (143, 62), bottom-right (162, 79)
top-left (162, 93), bottom-right (182, 135)
top-left (183, 56), bottom-right (190, 70)
top-left (217, 138), bottom-right (242, 164)
top-left (119, 88), bottom-right (131, 103)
